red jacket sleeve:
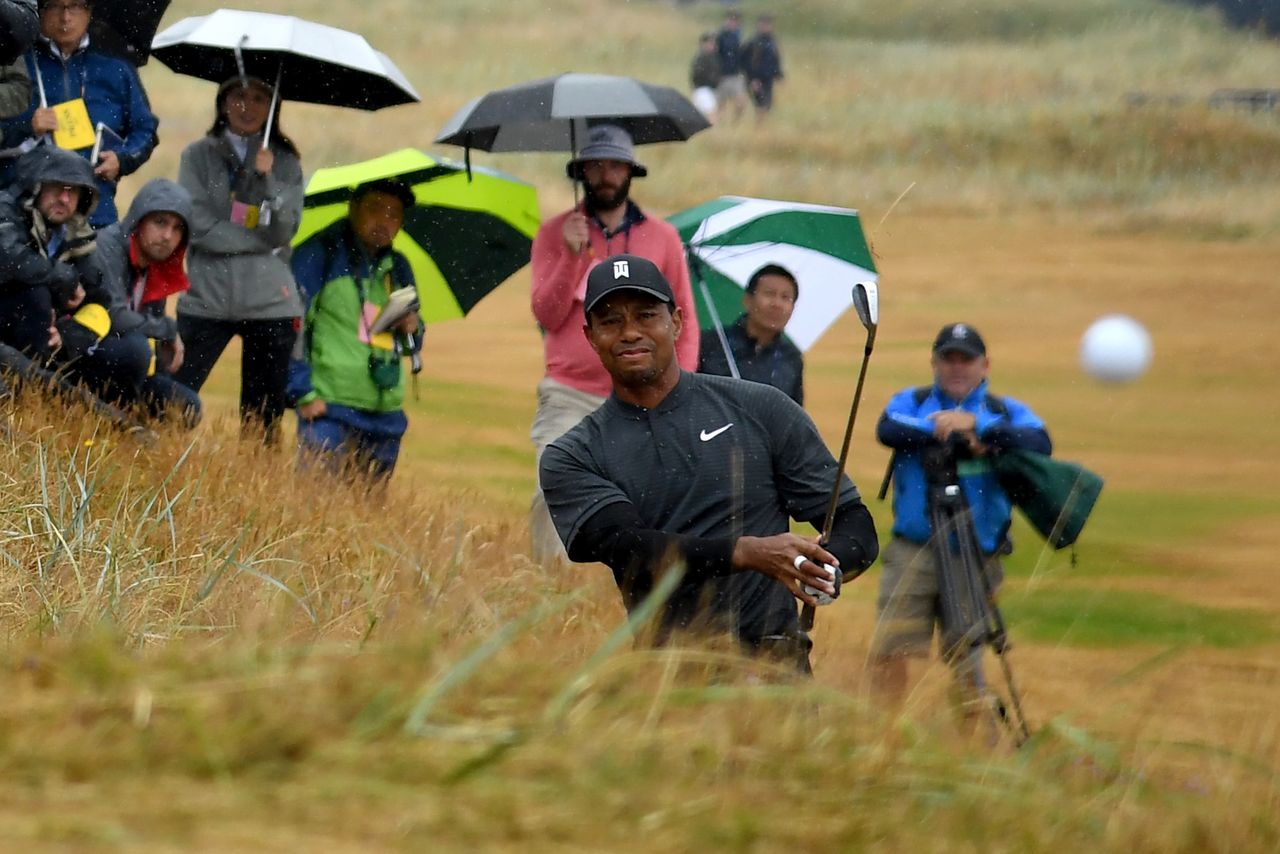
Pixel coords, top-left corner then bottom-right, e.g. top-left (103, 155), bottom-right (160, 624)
top-left (530, 210), bottom-right (592, 333)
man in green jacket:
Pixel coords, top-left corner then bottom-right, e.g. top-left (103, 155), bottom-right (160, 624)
top-left (287, 179), bottom-right (421, 482)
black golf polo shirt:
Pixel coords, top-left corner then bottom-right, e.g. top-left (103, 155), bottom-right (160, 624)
top-left (541, 371), bottom-right (859, 640)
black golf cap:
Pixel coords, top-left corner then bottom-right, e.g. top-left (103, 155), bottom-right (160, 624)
top-left (584, 254), bottom-right (675, 317)
top-left (932, 322), bottom-right (987, 358)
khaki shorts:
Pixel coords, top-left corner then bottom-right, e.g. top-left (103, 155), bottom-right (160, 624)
top-left (716, 73), bottom-right (746, 101)
top-left (870, 537), bottom-right (1005, 659)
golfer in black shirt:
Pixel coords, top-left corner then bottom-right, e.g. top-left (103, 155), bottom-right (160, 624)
top-left (539, 254), bottom-right (878, 671)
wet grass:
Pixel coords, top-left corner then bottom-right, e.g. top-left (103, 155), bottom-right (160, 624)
top-left (1006, 586), bottom-right (1279, 648)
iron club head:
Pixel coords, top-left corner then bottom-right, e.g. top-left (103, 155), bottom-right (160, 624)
top-left (853, 281), bottom-right (879, 332)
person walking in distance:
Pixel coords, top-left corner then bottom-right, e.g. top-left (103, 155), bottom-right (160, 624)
top-left (714, 10), bottom-right (748, 124)
top-left (743, 14), bottom-right (785, 123)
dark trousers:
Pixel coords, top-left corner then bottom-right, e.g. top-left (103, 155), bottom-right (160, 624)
top-left (297, 413), bottom-right (403, 482)
top-left (60, 329), bottom-right (152, 406)
top-left (0, 340), bottom-right (141, 429)
top-left (0, 285), bottom-right (54, 359)
top-left (142, 372), bottom-right (202, 429)
top-left (174, 314), bottom-right (297, 440)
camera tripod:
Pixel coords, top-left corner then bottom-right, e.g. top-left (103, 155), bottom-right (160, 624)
top-left (924, 443), bottom-right (1032, 745)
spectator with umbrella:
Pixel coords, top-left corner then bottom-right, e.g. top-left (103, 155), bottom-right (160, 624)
top-left (697, 263), bottom-right (804, 406)
top-left (170, 73), bottom-right (304, 443)
top-left (0, 0), bottom-right (36, 119)
top-left (1, 0), bottom-right (159, 226)
top-left (434, 73), bottom-right (709, 563)
top-left (529, 124), bottom-right (701, 564)
top-left (148, 8), bottom-right (420, 443)
top-left (288, 178), bottom-right (421, 484)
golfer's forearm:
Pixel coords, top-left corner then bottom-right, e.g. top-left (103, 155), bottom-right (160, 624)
top-left (569, 504), bottom-right (735, 580)
top-left (818, 502), bottom-right (880, 577)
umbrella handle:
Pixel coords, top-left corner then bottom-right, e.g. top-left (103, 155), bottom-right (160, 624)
top-left (234, 35), bottom-right (249, 88)
top-left (690, 252), bottom-right (739, 380)
top-left (262, 64), bottom-right (282, 150)
top-left (569, 119), bottom-right (579, 207)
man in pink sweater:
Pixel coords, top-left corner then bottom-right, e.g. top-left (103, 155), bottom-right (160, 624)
top-left (529, 124), bottom-right (700, 563)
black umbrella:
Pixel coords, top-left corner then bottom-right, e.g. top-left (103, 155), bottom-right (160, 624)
top-left (90, 0), bottom-right (171, 66)
top-left (434, 72), bottom-right (710, 155)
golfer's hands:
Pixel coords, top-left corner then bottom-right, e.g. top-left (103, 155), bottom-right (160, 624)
top-left (94, 150), bottom-right (121, 182)
top-left (732, 533), bottom-right (839, 606)
top-left (254, 147), bottom-right (274, 177)
top-left (297, 399), bottom-right (327, 421)
top-left (32, 107), bottom-right (57, 135)
top-left (562, 211), bottom-right (589, 254)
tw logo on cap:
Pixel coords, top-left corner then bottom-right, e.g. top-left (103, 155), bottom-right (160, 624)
top-left (613, 260), bottom-right (630, 279)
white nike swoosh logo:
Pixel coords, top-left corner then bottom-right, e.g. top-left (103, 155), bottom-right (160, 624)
top-left (699, 423), bottom-right (734, 442)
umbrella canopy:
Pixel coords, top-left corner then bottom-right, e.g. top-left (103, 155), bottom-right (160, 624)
top-left (668, 196), bottom-right (879, 353)
top-left (90, 0), bottom-right (171, 65)
top-left (294, 149), bottom-right (540, 323)
top-left (151, 9), bottom-right (418, 110)
top-left (434, 72), bottom-right (710, 153)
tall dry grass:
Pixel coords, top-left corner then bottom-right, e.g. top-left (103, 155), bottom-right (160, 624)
top-left (1, 390), bottom-right (1277, 850)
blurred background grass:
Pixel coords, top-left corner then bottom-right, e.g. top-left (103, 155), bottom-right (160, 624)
top-left (2, 0), bottom-right (1279, 848)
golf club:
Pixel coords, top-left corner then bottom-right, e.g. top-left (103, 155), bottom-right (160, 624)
top-left (800, 281), bottom-right (879, 632)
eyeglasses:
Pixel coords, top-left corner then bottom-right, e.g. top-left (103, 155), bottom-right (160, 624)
top-left (41, 2), bottom-right (90, 15)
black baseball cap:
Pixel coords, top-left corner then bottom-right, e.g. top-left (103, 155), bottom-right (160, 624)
top-left (584, 254), bottom-right (675, 317)
top-left (932, 322), bottom-right (986, 358)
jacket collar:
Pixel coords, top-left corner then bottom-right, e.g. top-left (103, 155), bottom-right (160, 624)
top-left (584, 198), bottom-right (646, 239)
top-left (38, 33), bottom-right (90, 60)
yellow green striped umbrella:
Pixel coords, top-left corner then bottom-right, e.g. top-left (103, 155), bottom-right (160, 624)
top-left (295, 149), bottom-right (539, 323)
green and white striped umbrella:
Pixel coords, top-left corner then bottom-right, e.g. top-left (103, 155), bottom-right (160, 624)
top-left (667, 196), bottom-right (878, 352)
top-left (295, 149), bottom-right (539, 323)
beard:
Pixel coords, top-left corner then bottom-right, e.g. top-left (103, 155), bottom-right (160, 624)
top-left (584, 174), bottom-right (631, 213)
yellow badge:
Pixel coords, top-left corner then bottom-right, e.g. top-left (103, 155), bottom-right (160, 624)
top-left (52, 98), bottom-right (95, 150)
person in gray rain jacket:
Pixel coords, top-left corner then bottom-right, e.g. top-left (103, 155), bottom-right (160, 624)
top-left (172, 75), bottom-right (303, 441)
top-left (95, 177), bottom-right (201, 427)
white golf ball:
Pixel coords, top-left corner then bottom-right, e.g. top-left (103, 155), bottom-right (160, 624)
top-left (1080, 315), bottom-right (1152, 383)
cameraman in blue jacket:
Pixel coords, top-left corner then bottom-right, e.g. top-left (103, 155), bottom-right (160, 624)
top-left (871, 322), bottom-right (1050, 727)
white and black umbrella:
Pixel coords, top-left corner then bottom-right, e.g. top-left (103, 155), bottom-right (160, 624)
top-left (434, 72), bottom-right (709, 155)
top-left (151, 8), bottom-right (419, 111)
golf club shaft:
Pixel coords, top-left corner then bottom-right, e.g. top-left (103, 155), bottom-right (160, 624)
top-left (820, 337), bottom-right (875, 543)
top-left (801, 332), bottom-right (875, 633)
